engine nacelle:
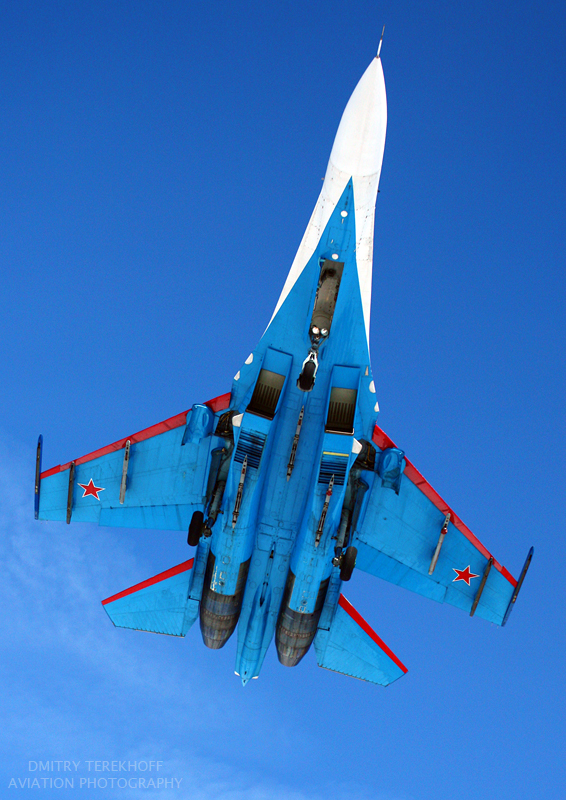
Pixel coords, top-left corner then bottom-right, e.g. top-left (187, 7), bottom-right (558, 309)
top-left (199, 554), bottom-right (250, 649)
top-left (275, 572), bottom-right (329, 667)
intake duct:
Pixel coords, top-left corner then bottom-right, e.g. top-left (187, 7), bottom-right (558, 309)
top-left (199, 554), bottom-right (250, 649)
top-left (275, 572), bottom-right (329, 667)
top-left (247, 368), bottom-right (285, 420)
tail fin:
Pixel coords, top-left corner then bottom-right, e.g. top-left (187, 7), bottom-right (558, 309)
top-left (102, 559), bottom-right (198, 636)
top-left (314, 594), bottom-right (407, 686)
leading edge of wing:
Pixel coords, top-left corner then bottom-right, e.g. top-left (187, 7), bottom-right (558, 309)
top-left (372, 425), bottom-right (517, 587)
top-left (40, 392), bottom-right (231, 479)
top-left (102, 558), bottom-right (194, 606)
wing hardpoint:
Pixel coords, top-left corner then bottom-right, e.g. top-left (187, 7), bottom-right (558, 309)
top-left (355, 425), bottom-right (522, 626)
top-left (36, 394), bottom-right (230, 530)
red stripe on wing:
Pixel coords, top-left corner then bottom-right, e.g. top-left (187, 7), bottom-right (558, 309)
top-left (372, 424), bottom-right (517, 587)
top-left (338, 594), bottom-right (408, 673)
top-left (40, 392), bottom-right (232, 479)
top-left (204, 392), bottom-right (231, 413)
top-left (101, 559), bottom-right (194, 605)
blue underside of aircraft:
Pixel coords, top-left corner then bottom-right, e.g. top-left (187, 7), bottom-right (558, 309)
top-left (35, 56), bottom-right (532, 687)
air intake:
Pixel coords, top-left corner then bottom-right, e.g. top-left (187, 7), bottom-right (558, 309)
top-left (325, 387), bottom-right (357, 434)
top-left (247, 369), bottom-right (285, 419)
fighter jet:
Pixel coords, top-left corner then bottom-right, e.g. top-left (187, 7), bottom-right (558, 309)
top-left (35, 51), bottom-right (533, 686)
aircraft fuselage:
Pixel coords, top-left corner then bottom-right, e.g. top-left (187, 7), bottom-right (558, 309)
top-left (193, 170), bottom-right (386, 682)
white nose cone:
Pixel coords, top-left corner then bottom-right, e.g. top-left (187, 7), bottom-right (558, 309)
top-left (328, 56), bottom-right (387, 185)
top-left (270, 57), bottom-right (387, 341)
top-left (324, 57), bottom-right (387, 338)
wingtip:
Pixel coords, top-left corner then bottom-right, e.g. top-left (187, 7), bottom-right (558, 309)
top-left (501, 546), bottom-right (534, 626)
top-left (34, 434), bottom-right (43, 520)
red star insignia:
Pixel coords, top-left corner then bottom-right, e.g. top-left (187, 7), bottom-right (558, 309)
top-left (78, 479), bottom-right (105, 500)
top-left (453, 565), bottom-right (479, 585)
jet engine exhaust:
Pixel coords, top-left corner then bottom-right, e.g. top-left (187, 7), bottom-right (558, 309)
top-left (199, 554), bottom-right (250, 649)
top-left (275, 572), bottom-right (329, 666)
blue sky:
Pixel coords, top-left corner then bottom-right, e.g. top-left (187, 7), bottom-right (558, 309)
top-left (1, 0), bottom-right (565, 797)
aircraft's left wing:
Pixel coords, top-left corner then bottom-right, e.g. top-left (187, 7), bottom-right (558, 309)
top-left (354, 426), bottom-right (532, 626)
top-left (36, 394), bottom-right (230, 530)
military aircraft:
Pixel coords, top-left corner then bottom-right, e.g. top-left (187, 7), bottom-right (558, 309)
top-left (35, 49), bottom-right (533, 687)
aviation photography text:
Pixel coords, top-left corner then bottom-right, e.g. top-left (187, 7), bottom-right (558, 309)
top-left (8, 760), bottom-right (182, 790)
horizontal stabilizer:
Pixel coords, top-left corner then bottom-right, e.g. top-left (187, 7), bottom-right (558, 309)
top-left (314, 595), bottom-right (407, 686)
top-left (102, 559), bottom-right (197, 636)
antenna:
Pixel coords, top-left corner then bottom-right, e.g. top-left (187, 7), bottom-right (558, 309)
top-left (377, 25), bottom-right (385, 58)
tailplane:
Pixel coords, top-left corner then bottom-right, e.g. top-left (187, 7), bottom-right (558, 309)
top-left (102, 559), bottom-right (198, 636)
top-left (314, 594), bottom-right (407, 686)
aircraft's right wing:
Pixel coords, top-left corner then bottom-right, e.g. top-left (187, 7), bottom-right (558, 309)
top-left (36, 393), bottom-right (230, 531)
top-left (353, 425), bottom-right (533, 626)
